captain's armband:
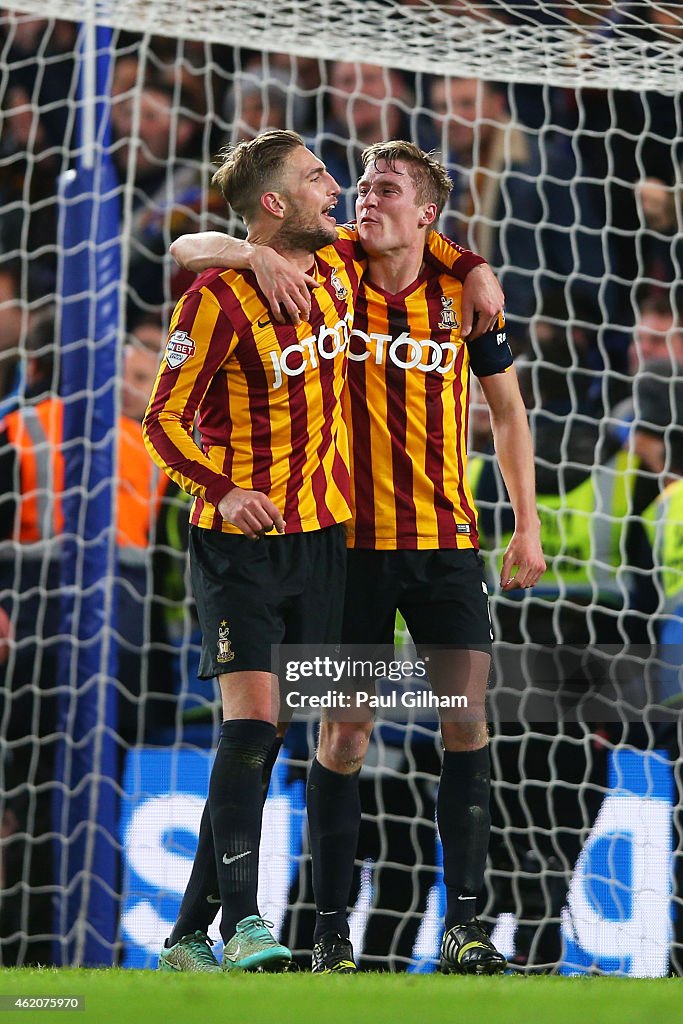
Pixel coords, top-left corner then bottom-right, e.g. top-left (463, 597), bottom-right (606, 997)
top-left (466, 326), bottom-right (513, 377)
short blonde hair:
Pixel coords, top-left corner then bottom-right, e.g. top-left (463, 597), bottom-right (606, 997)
top-left (361, 140), bottom-right (452, 218)
top-left (212, 129), bottom-right (305, 221)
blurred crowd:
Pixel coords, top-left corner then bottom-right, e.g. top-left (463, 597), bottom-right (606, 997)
top-left (1, 2), bottom-right (683, 971)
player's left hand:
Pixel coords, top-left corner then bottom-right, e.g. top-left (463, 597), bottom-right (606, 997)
top-left (500, 529), bottom-right (546, 591)
top-left (461, 264), bottom-right (505, 339)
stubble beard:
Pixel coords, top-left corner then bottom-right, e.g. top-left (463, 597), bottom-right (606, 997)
top-left (274, 215), bottom-right (337, 255)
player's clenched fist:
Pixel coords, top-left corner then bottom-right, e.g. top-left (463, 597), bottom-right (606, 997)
top-left (217, 488), bottom-right (286, 539)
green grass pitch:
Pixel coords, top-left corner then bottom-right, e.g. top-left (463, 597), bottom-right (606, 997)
top-left (0, 970), bottom-right (681, 1024)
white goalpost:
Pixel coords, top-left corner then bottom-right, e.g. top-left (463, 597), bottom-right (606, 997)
top-left (1, 0), bottom-right (682, 975)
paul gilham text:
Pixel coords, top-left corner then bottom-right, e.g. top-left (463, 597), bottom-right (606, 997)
top-left (285, 691), bottom-right (468, 710)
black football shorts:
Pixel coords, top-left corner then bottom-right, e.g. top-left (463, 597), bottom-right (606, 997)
top-left (342, 548), bottom-right (493, 652)
top-left (189, 523), bottom-right (347, 677)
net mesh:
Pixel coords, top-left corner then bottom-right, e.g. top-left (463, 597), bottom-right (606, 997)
top-left (7, 1), bottom-right (683, 91)
top-left (0, 1), bottom-right (682, 975)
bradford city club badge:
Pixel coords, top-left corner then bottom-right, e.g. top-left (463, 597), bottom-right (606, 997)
top-left (438, 296), bottom-right (459, 331)
top-left (217, 619), bottom-right (235, 664)
top-left (330, 268), bottom-right (348, 301)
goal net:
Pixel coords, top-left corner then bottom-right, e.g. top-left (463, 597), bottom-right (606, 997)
top-left (1, 0), bottom-right (682, 975)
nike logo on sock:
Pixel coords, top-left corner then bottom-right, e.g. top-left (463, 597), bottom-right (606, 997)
top-left (319, 911), bottom-right (337, 916)
top-left (223, 850), bottom-right (251, 865)
top-left (206, 894), bottom-right (221, 904)
top-left (457, 895), bottom-right (476, 901)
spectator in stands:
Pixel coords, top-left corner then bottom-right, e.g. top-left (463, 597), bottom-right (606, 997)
top-left (0, 304), bottom-right (61, 554)
top-left (126, 314), bottom-right (166, 355)
top-left (111, 74), bottom-right (204, 321)
top-left (148, 35), bottom-right (225, 135)
top-left (0, 85), bottom-right (62, 299)
top-left (429, 76), bottom-right (547, 330)
top-left (525, 287), bottom-right (611, 415)
top-left (115, 329), bottom-right (175, 745)
top-left (398, 0), bottom-right (517, 29)
top-left (0, 307), bottom-right (63, 965)
top-left (223, 49), bottom-right (326, 141)
top-left (3, 16), bottom-right (76, 147)
top-left (628, 290), bottom-right (683, 375)
top-left (633, 367), bottom-right (683, 655)
top-left (636, 177), bottom-right (683, 291)
top-left (111, 43), bottom-right (218, 131)
top-left (611, 290), bottom-right (683, 441)
top-left (633, 368), bottom-right (683, 481)
top-left (0, 312), bottom-right (171, 754)
top-left (111, 73), bottom-right (202, 182)
top-left (0, 18), bottom-right (76, 322)
top-left (111, 53), bottom-right (140, 99)
top-left (121, 331), bottom-right (163, 418)
top-left (430, 73), bottom-right (632, 349)
top-left (150, 481), bottom-right (205, 723)
top-left (319, 61), bottom-right (414, 219)
top-left (222, 72), bottom-right (288, 143)
top-left (608, 300), bottom-right (683, 647)
top-left (549, 4), bottom-right (683, 338)
top-left (262, 53), bottom-right (323, 136)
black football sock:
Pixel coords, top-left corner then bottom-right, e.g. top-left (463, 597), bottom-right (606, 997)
top-left (209, 718), bottom-right (277, 942)
top-left (437, 746), bottom-right (491, 930)
top-left (169, 802), bottom-right (219, 945)
top-left (168, 731), bottom-right (283, 945)
top-left (307, 758), bottom-right (361, 942)
top-left (261, 735), bottom-right (283, 800)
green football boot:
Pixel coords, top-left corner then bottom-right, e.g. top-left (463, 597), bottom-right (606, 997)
top-left (158, 930), bottom-right (221, 972)
top-left (222, 916), bottom-right (293, 973)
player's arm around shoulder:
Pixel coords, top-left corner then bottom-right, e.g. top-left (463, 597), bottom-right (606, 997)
top-left (478, 364), bottom-right (546, 591)
top-left (170, 231), bottom-right (318, 325)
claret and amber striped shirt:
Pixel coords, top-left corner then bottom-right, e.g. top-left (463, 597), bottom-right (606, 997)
top-left (345, 234), bottom-right (507, 551)
top-left (143, 226), bottom-right (484, 538)
top-left (143, 235), bottom-right (364, 534)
